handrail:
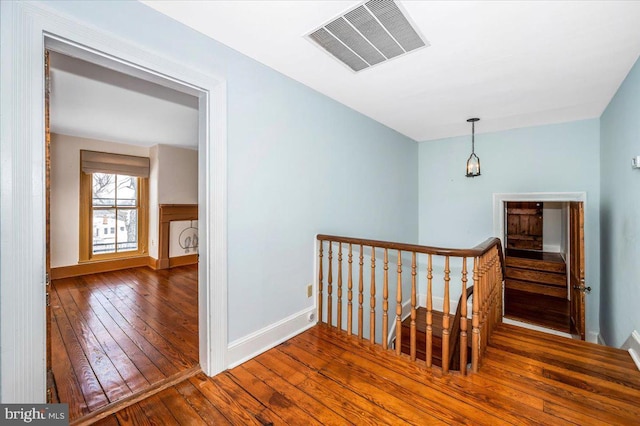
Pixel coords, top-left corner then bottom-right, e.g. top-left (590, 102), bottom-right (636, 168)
top-left (316, 234), bottom-right (505, 375)
top-left (317, 234), bottom-right (504, 262)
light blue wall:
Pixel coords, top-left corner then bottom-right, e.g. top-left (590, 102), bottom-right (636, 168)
top-left (600, 57), bottom-right (640, 347)
top-left (418, 119), bottom-right (601, 335)
top-left (41, 1), bottom-right (419, 341)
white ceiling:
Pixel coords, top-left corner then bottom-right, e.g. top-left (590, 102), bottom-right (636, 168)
top-left (50, 1), bottom-right (640, 146)
top-left (141, 0), bottom-right (640, 141)
top-left (49, 51), bottom-right (199, 148)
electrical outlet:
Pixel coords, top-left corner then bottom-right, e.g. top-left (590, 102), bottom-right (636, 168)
top-left (307, 284), bottom-right (313, 298)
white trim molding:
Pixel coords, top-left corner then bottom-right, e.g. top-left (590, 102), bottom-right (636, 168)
top-left (227, 308), bottom-right (317, 369)
top-left (586, 331), bottom-right (599, 344)
top-left (0, 0), bottom-right (228, 401)
top-left (502, 318), bottom-right (573, 339)
top-left (622, 330), bottom-right (640, 371)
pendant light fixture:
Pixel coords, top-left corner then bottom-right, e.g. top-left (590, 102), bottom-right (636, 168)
top-left (465, 118), bottom-right (481, 177)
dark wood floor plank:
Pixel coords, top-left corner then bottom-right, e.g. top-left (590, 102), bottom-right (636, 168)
top-left (484, 346), bottom-right (640, 414)
top-left (481, 354), bottom-right (639, 424)
top-left (252, 350), bottom-right (309, 386)
top-left (137, 395), bottom-right (179, 426)
top-left (155, 386), bottom-right (207, 425)
top-left (496, 324), bottom-right (637, 367)
top-left (129, 267), bottom-right (199, 319)
top-left (242, 357), bottom-right (349, 425)
top-left (489, 333), bottom-right (640, 389)
top-left (95, 272), bottom-right (199, 356)
top-left (317, 355), bottom-right (450, 425)
top-left (91, 415), bottom-right (120, 426)
top-left (112, 269), bottom-right (198, 332)
top-left (51, 286), bottom-right (110, 411)
top-left (267, 348), bottom-right (410, 425)
top-left (173, 380), bottom-right (232, 425)
top-left (50, 311), bottom-right (89, 419)
top-left (69, 282), bottom-right (166, 385)
top-left (55, 282), bottom-right (133, 402)
top-left (65, 281), bottom-right (150, 394)
top-left (93, 323), bottom-right (639, 426)
top-left (89, 276), bottom-right (197, 369)
top-left (542, 400), bottom-right (613, 426)
top-left (500, 322), bottom-right (634, 360)
top-left (229, 364), bottom-right (325, 426)
top-left (310, 325), bottom-right (545, 415)
top-left (112, 402), bottom-right (152, 426)
top-left (52, 265), bottom-right (199, 422)
top-left (212, 372), bottom-right (286, 425)
top-left (87, 285), bottom-right (182, 375)
top-left (188, 373), bottom-right (267, 426)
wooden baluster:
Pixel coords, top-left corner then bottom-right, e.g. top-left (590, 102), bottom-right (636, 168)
top-left (442, 256), bottom-right (451, 373)
top-left (382, 249), bottom-right (389, 350)
top-left (370, 247), bottom-right (376, 344)
top-left (484, 253), bottom-right (490, 350)
top-left (481, 253), bottom-right (489, 354)
top-left (395, 250), bottom-right (403, 356)
top-left (337, 243), bottom-right (343, 331)
top-left (347, 243), bottom-right (353, 335)
top-left (497, 249), bottom-right (502, 322)
top-left (358, 244), bottom-right (364, 339)
top-left (318, 241), bottom-right (323, 323)
top-left (496, 248), bottom-right (503, 325)
top-left (327, 243), bottom-right (333, 327)
top-left (460, 257), bottom-right (468, 376)
top-left (410, 252), bottom-right (417, 361)
top-left (471, 256), bottom-right (480, 373)
top-left (426, 254), bottom-right (433, 367)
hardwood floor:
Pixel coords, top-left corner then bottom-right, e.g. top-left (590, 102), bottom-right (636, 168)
top-left (93, 323), bottom-right (640, 425)
top-left (51, 265), bottom-right (199, 422)
top-left (505, 288), bottom-right (571, 332)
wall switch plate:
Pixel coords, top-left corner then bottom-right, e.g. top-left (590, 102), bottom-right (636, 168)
top-left (307, 284), bottom-right (313, 298)
top-left (632, 156), bottom-right (640, 169)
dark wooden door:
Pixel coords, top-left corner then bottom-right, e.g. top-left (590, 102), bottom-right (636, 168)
top-left (506, 202), bottom-right (543, 250)
top-left (569, 202), bottom-right (586, 340)
top-left (45, 50), bottom-right (58, 402)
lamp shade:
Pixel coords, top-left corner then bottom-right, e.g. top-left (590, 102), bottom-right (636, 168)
top-left (466, 152), bottom-right (480, 177)
top-left (465, 118), bottom-right (481, 177)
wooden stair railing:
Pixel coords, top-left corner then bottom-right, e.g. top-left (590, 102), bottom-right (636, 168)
top-left (317, 234), bottom-right (504, 375)
top-left (397, 286), bottom-right (474, 371)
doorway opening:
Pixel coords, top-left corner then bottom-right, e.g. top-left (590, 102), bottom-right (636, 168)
top-left (1, 2), bottom-right (227, 402)
top-left (43, 38), bottom-right (214, 419)
top-left (493, 193), bottom-right (587, 340)
top-left (503, 201), bottom-right (570, 333)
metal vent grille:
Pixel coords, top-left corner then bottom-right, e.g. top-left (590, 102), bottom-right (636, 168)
top-left (307, 0), bottom-right (428, 72)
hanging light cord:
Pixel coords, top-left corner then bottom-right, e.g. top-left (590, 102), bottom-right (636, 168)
top-left (471, 120), bottom-right (476, 154)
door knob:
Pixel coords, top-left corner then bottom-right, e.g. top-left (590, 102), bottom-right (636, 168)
top-left (573, 285), bottom-right (591, 293)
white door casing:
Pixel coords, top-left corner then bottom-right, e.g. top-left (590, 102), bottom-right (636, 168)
top-left (0, 1), bottom-right (228, 402)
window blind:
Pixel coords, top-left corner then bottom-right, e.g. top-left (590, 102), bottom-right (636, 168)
top-left (81, 150), bottom-right (150, 178)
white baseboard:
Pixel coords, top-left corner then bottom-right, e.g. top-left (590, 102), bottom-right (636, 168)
top-left (227, 307), bottom-right (316, 369)
top-left (597, 333), bottom-right (606, 346)
top-left (503, 318), bottom-right (573, 339)
top-left (586, 330), bottom-right (599, 344)
top-left (622, 330), bottom-right (640, 371)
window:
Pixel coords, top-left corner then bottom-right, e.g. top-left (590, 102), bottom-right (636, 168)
top-left (79, 150), bottom-right (149, 261)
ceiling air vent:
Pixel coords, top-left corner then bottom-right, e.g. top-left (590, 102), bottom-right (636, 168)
top-left (307, 0), bottom-right (428, 72)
